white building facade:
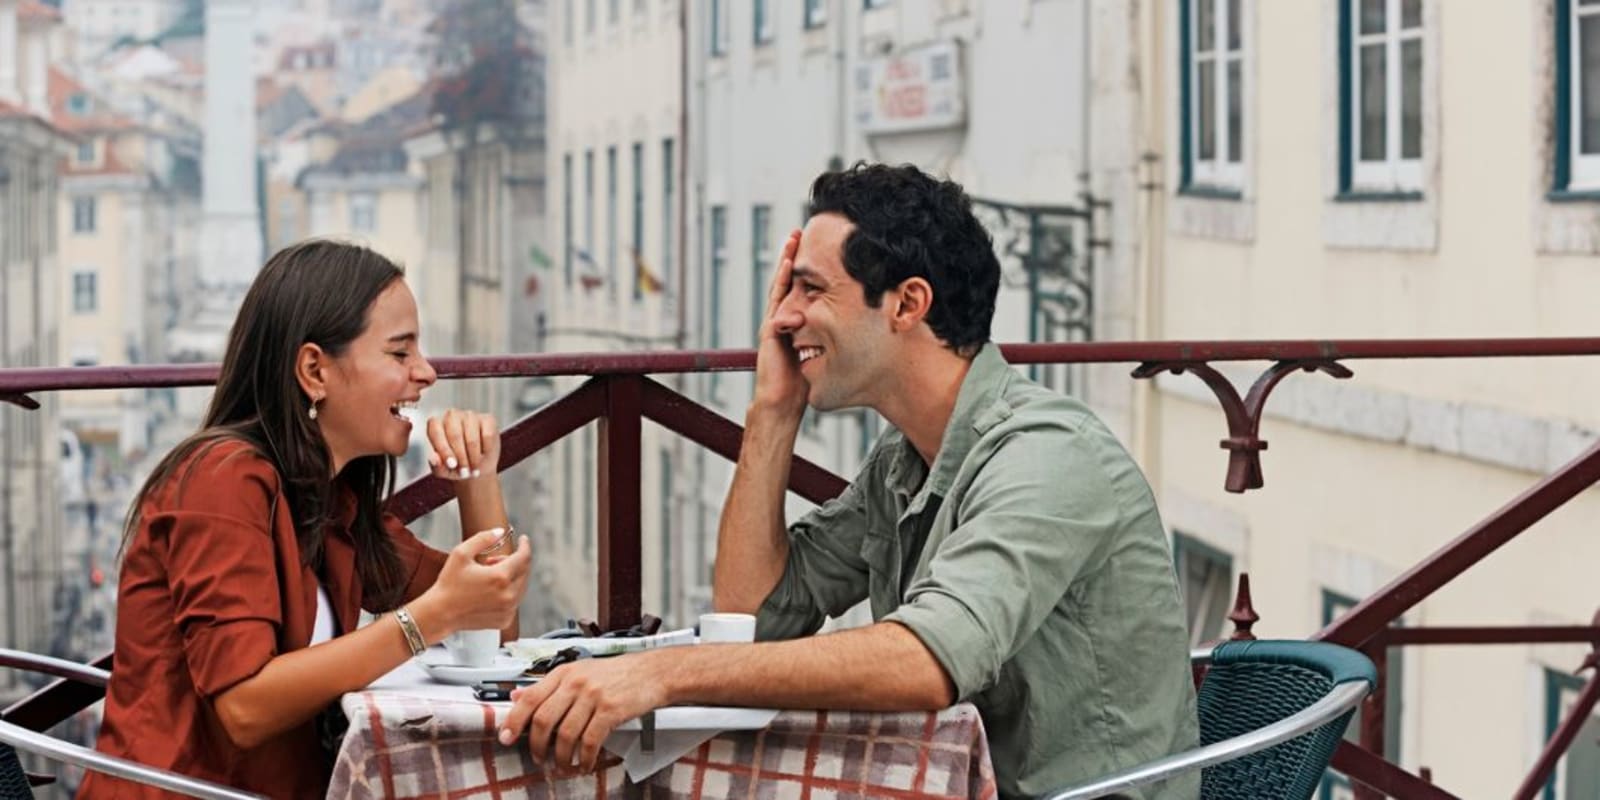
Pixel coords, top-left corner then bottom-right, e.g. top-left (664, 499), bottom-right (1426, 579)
top-left (543, 0), bottom-right (687, 626)
top-left (681, 0), bottom-right (1119, 625)
top-left (1095, 0), bottom-right (1600, 795)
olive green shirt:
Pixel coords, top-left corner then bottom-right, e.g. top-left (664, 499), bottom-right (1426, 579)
top-left (756, 344), bottom-right (1199, 799)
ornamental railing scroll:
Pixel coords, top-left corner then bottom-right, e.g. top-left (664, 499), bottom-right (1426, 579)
top-left (969, 195), bottom-right (1105, 396)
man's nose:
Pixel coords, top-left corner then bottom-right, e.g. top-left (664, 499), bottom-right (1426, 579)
top-left (773, 291), bottom-right (805, 334)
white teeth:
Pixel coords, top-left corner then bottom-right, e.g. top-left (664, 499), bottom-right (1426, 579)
top-left (391, 400), bottom-right (420, 420)
top-left (798, 347), bottom-right (823, 363)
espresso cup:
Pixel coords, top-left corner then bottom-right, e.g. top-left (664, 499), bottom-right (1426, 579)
top-left (444, 628), bottom-right (500, 667)
top-left (698, 612), bottom-right (756, 644)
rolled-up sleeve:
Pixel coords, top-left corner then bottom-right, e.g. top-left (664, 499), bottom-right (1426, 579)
top-left (884, 428), bottom-right (1120, 701)
top-left (149, 447), bottom-right (283, 699)
top-left (756, 477), bottom-right (875, 641)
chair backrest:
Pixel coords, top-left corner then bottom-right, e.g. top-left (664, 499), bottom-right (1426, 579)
top-left (1, 742), bottom-right (35, 799)
top-left (1197, 640), bottom-right (1377, 800)
top-left (0, 648), bottom-right (263, 799)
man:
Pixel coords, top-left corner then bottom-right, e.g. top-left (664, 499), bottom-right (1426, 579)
top-left (499, 163), bottom-right (1198, 798)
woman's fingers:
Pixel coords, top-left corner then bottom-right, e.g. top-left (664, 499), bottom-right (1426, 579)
top-left (424, 410), bottom-right (501, 479)
top-left (426, 415), bottom-right (457, 473)
top-left (462, 414), bottom-right (484, 478)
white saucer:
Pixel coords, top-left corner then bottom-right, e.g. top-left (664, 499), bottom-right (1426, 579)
top-left (415, 651), bottom-right (529, 685)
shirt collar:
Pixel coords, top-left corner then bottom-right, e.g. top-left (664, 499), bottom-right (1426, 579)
top-left (884, 342), bottom-right (1013, 507)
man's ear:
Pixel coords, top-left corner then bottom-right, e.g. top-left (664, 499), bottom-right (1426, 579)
top-left (889, 277), bottom-right (934, 333)
top-left (295, 342), bottom-right (329, 402)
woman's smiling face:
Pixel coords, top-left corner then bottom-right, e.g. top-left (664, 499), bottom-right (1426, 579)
top-left (315, 280), bottom-right (437, 473)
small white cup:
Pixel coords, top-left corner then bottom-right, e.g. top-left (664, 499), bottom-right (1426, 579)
top-left (444, 628), bottom-right (500, 667)
top-left (698, 612), bottom-right (756, 644)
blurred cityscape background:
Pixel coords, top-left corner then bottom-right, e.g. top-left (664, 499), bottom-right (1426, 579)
top-left (1, 0), bottom-right (1599, 796)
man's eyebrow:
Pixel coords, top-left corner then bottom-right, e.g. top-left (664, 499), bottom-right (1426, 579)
top-left (790, 264), bottom-right (822, 282)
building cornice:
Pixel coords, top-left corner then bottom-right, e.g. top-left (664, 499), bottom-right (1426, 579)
top-left (62, 172), bottom-right (151, 192)
top-left (298, 171), bottom-right (422, 193)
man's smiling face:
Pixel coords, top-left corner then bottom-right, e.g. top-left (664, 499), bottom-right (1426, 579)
top-left (779, 213), bottom-right (897, 412)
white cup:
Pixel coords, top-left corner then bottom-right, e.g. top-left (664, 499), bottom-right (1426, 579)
top-left (698, 612), bottom-right (756, 644)
top-left (444, 628), bottom-right (500, 667)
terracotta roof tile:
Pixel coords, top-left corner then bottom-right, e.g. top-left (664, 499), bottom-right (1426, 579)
top-left (18, 0), bottom-right (62, 22)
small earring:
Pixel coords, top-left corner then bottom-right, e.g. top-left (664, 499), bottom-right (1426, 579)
top-left (308, 398), bottom-right (320, 420)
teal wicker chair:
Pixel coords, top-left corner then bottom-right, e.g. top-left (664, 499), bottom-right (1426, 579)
top-left (0, 648), bottom-right (263, 800)
top-left (1042, 639), bottom-right (1376, 800)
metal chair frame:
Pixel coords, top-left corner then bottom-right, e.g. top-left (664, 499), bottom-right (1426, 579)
top-left (0, 648), bottom-right (264, 800)
top-left (1042, 642), bottom-right (1375, 800)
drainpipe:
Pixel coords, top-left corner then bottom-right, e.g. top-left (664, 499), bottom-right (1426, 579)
top-left (1132, 0), bottom-right (1167, 483)
top-left (832, 0), bottom-right (847, 168)
top-left (1, 153), bottom-right (14, 653)
top-left (673, 0), bottom-right (689, 623)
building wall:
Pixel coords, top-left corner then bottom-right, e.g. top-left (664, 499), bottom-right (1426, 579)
top-left (0, 123), bottom-right (67, 689)
top-left (680, 0), bottom-right (1106, 625)
top-left (1112, 0), bottom-right (1600, 793)
top-left (542, 0), bottom-right (686, 626)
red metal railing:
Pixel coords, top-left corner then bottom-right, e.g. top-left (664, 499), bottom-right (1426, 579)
top-left (5, 337), bottom-right (1600, 798)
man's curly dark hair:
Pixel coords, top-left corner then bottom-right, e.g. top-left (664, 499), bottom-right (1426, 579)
top-left (807, 162), bottom-right (1000, 357)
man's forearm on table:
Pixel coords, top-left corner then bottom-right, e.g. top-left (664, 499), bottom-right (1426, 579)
top-left (659, 622), bottom-right (956, 711)
top-left (712, 410), bottom-right (801, 612)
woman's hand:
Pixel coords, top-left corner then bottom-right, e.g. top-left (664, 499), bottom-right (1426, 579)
top-left (412, 528), bottom-right (531, 639)
top-left (425, 409), bottom-right (500, 480)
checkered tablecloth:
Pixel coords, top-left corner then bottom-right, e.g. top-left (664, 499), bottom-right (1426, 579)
top-left (327, 690), bottom-right (998, 799)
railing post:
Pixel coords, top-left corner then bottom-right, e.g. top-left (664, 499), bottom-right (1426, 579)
top-left (597, 375), bottom-right (643, 631)
top-left (1355, 641), bottom-right (1389, 800)
top-left (1227, 573), bottom-right (1259, 641)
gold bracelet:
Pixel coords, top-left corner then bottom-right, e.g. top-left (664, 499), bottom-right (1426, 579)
top-left (394, 606), bottom-right (427, 657)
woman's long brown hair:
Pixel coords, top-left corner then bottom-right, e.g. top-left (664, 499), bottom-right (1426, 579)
top-left (123, 240), bottom-right (411, 610)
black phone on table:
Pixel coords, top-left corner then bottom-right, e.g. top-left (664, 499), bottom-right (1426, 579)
top-left (472, 678), bottom-right (539, 701)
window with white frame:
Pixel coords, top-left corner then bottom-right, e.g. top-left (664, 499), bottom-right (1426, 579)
top-left (1172, 532), bottom-right (1233, 647)
top-left (584, 149), bottom-right (595, 274)
top-left (659, 448), bottom-right (674, 614)
top-left (754, 0), bottom-right (774, 44)
top-left (1183, 0), bottom-right (1246, 190)
top-left (72, 270), bottom-right (97, 313)
top-left (750, 205), bottom-right (771, 343)
top-left (1320, 590), bottom-right (1404, 799)
top-left (709, 205), bottom-right (728, 400)
top-left (75, 140), bottom-right (96, 166)
top-left (349, 192), bottom-right (376, 232)
top-left (606, 145), bottom-right (618, 285)
top-left (710, 0), bottom-right (729, 56)
top-left (631, 141), bottom-right (643, 298)
top-left (1559, 0), bottom-right (1600, 191)
top-left (1346, 0), bottom-right (1423, 192)
top-left (661, 137), bottom-right (674, 291)
top-left (804, 0), bottom-right (826, 29)
top-left (72, 196), bottom-right (97, 234)
top-left (563, 152), bottom-right (574, 284)
top-left (1542, 668), bottom-right (1600, 799)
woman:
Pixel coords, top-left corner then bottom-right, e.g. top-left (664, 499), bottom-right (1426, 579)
top-left (80, 240), bottom-right (532, 798)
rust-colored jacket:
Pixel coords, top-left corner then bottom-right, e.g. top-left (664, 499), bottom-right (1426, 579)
top-left (79, 440), bottom-right (447, 799)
